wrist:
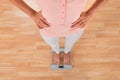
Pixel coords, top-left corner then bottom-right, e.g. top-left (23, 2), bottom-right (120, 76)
top-left (86, 10), bottom-right (94, 17)
top-left (29, 10), bottom-right (37, 18)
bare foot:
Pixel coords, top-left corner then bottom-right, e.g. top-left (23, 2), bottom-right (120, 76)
top-left (53, 52), bottom-right (60, 65)
top-left (63, 52), bottom-right (70, 65)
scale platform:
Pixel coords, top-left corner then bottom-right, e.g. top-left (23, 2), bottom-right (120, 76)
top-left (50, 47), bottom-right (72, 70)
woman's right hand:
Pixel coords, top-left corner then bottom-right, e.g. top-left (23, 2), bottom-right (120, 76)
top-left (31, 10), bottom-right (51, 29)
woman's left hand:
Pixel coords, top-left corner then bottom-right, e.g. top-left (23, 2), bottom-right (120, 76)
top-left (71, 11), bottom-right (92, 29)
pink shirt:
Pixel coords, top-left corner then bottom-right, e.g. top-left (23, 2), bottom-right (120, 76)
top-left (36, 0), bottom-right (87, 38)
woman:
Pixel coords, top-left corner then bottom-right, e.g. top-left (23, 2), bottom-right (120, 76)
top-left (9, 0), bottom-right (108, 65)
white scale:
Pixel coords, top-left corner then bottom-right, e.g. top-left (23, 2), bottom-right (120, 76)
top-left (51, 47), bottom-right (72, 70)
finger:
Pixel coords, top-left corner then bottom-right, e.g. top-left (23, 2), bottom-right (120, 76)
top-left (72, 17), bottom-right (85, 26)
top-left (71, 20), bottom-right (80, 28)
top-left (78, 19), bottom-right (87, 25)
top-left (82, 24), bottom-right (87, 29)
top-left (39, 20), bottom-right (48, 28)
top-left (39, 12), bottom-right (51, 26)
top-left (78, 22), bottom-right (86, 28)
top-left (72, 12), bottom-right (85, 25)
top-left (41, 18), bottom-right (51, 26)
top-left (38, 21), bottom-right (47, 28)
top-left (71, 18), bottom-right (85, 28)
top-left (72, 18), bottom-right (80, 25)
top-left (36, 23), bottom-right (43, 29)
top-left (72, 16), bottom-right (84, 24)
top-left (74, 22), bottom-right (83, 28)
top-left (39, 20), bottom-right (48, 27)
top-left (71, 18), bottom-right (83, 27)
top-left (79, 17), bottom-right (86, 22)
top-left (80, 24), bottom-right (86, 29)
top-left (72, 14), bottom-right (85, 24)
top-left (40, 18), bottom-right (51, 27)
top-left (79, 20), bottom-right (85, 27)
top-left (37, 21), bottom-right (47, 29)
top-left (73, 20), bottom-right (85, 28)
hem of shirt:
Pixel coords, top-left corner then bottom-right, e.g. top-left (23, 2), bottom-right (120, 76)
top-left (39, 27), bottom-right (85, 38)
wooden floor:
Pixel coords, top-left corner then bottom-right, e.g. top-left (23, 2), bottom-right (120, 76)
top-left (0, 0), bottom-right (120, 80)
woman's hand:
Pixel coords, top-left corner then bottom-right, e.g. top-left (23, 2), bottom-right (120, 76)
top-left (31, 10), bottom-right (51, 29)
top-left (71, 11), bottom-right (92, 29)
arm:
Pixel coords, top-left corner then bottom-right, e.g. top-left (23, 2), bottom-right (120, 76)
top-left (86, 0), bottom-right (108, 16)
top-left (9, 0), bottom-right (37, 18)
top-left (9, 0), bottom-right (50, 29)
top-left (71, 0), bottom-right (108, 28)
